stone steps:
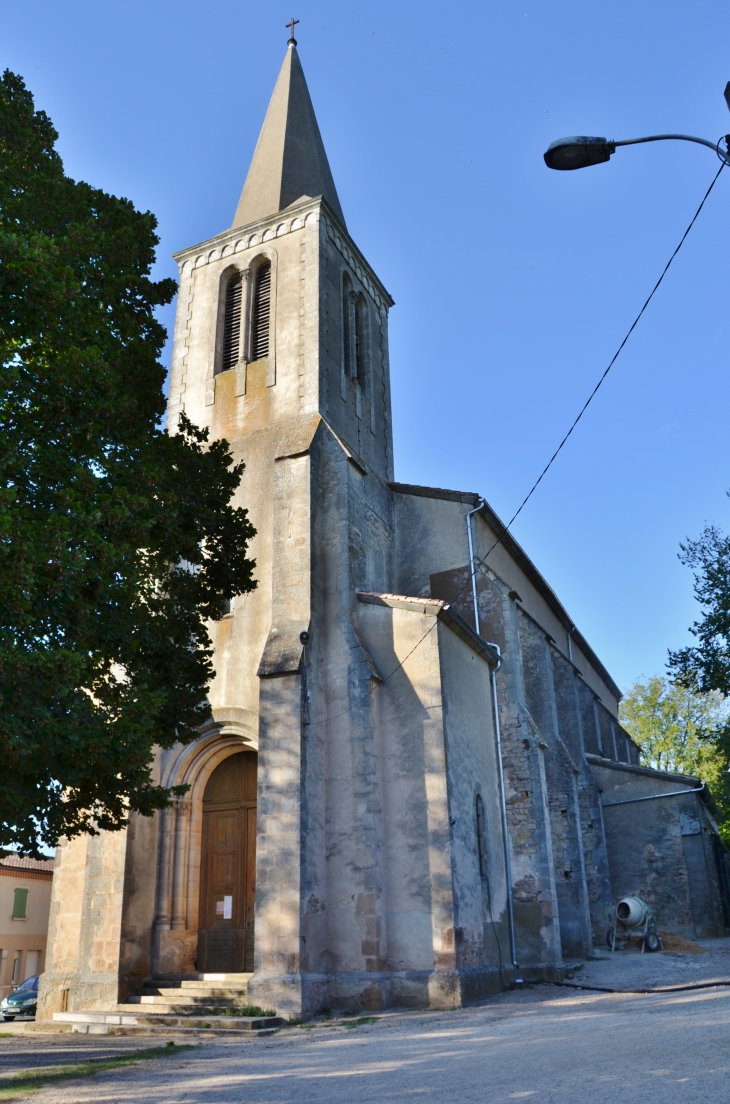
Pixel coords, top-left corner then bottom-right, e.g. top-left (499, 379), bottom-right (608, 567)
top-left (124, 975), bottom-right (254, 1012)
top-left (126, 993), bottom-right (249, 1006)
top-left (122, 1013), bottom-right (282, 1030)
top-left (38, 1010), bottom-right (284, 1037)
top-left (33, 972), bottom-right (272, 1037)
top-left (116, 1002), bottom-right (245, 1011)
top-left (135, 993), bottom-right (249, 1002)
top-left (174, 980), bottom-right (251, 989)
top-left (135, 973), bottom-right (251, 988)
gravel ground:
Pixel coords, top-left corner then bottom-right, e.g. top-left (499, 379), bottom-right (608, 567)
top-left (567, 935), bottom-right (730, 990)
top-left (13, 982), bottom-right (730, 1104)
top-left (4, 940), bottom-right (728, 1102)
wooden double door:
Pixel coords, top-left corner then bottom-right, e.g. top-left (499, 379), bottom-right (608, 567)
top-left (197, 751), bottom-right (257, 973)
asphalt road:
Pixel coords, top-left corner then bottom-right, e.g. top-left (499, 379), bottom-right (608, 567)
top-left (17, 982), bottom-right (730, 1104)
top-left (0, 1031), bottom-right (179, 1075)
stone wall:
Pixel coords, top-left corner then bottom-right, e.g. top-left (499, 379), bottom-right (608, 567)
top-left (356, 594), bottom-right (511, 1006)
top-left (591, 759), bottom-right (728, 939)
top-left (427, 552), bottom-right (608, 970)
top-left (38, 826), bottom-right (130, 1017)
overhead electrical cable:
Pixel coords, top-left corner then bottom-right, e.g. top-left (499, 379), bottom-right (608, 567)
top-left (496, 159), bottom-right (727, 538)
top-left (311, 162), bottom-right (727, 728)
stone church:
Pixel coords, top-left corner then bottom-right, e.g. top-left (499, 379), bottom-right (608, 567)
top-left (38, 43), bottom-right (730, 1025)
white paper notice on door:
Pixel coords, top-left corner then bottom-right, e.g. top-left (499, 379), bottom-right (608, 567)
top-left (223, 895), bottom-right (233, 920)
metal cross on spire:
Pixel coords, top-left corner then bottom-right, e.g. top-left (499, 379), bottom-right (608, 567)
top-left (286, 17), bottom-right (299, 46)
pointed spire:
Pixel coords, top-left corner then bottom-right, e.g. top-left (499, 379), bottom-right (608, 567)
top-left (233, 46), bottom-right (345, 229)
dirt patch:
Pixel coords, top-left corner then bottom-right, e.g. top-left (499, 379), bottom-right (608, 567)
top-left (659, 932), bottom-right (707, 954)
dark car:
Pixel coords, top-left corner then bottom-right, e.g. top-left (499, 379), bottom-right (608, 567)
top-left (1, 974), bottom-right (39, 1020)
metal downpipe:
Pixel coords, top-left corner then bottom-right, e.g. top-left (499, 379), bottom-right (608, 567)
top-left (603, 783), bottom-right (706, 808)
top-left (491, 654), bottom-right (520, 975)
top-left (467, 501), bottom-right (520, 976)
top-left (466, 503), bottom-right (482, 634)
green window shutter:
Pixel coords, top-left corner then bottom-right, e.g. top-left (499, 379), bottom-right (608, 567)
top-left (11, 888), bottom-right (28, 920)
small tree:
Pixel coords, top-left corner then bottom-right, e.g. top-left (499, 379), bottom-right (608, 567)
top-left (0, 72), bottom-right (256, 853)
top-left (619, 676), bottom-right (730, 840)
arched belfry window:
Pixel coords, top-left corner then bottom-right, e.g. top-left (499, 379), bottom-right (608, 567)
top-left (343, 273), bottom-right (353, 377)
top-left (251, 262), bottom-right (271, 361)
top-left (343, 275), bottom-right (366, 381)
top-left (210, 255), bottom-right (276, 400)
top-left (353, 295), bottom-right (364, 380)
top-left (221, 272), bottom-right (243, 373)
top-left (476, 793), bottom-right (488, 877)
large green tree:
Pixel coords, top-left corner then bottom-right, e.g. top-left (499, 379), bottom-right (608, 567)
top-left (619, 676), bottom-right (730, 839)
top-left (0, 71), bottom-right (256, 853)
top-left (668, 521), bottom-right (730, 696)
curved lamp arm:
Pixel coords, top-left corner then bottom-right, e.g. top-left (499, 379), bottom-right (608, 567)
top-left (614, 134), bottom-right (729, 161)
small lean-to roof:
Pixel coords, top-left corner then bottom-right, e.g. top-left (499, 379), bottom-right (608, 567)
top-left (357, 591), bottom-right (500, 668)
top-left (232, 45), bottom-right (345, 230)
top-left (387, 481), bottom-right (622, 702)
top-left (586, 754), bottom-right (721, 819)
top-left (586, 755), bottom-right (703, 788)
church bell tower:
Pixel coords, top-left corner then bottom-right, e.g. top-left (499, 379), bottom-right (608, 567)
top-left (166, 42), bottom-right (394, 476)
top-left (161, 41), bottom-right (398, 1013)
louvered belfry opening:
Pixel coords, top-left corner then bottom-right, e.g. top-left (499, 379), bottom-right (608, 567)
top-left (354, 296), bottom-right (363, 379)
top-left (252, 262), bottom-right (271, 361)
top-left (222, 272), bottom-right (243, 372)
top-left (343, 276), bottom-right (353, 376)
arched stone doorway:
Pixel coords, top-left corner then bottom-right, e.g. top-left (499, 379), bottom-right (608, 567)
top-left (197, 750), bottom-right (257, 973)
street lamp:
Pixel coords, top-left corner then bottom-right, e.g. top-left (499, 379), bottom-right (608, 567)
top-left (544, 83), bottom-right (730, 170)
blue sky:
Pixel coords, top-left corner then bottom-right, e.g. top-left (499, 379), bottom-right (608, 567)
top-left (3, 0), bottom-right (730, 692)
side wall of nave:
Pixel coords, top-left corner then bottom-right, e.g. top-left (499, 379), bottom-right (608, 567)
top-left (391, 484), bottom-right (628, 973)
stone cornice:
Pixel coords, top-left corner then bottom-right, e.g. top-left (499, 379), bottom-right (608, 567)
top-left (172, 196), bottom-right (394, 312)
top-left (172, 193), bottom-right (318, 264)
top-left (322, 205), bottom-right (395, 310)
